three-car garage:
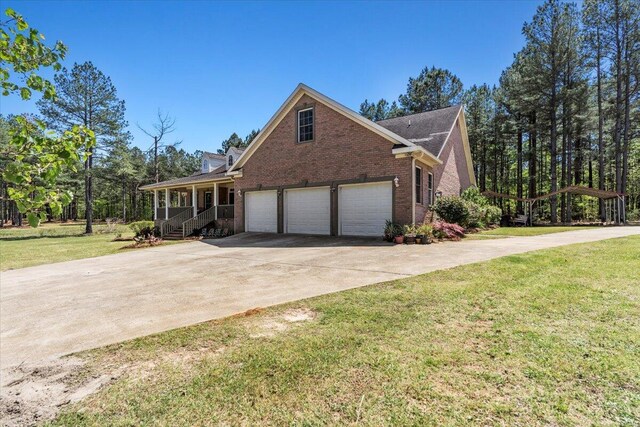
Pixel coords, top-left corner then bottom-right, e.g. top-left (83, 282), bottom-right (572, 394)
top-left (244, 181), bottom-right (393, 237)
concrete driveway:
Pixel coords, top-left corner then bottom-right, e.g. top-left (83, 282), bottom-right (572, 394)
top-left (1, 227), bottom-right (638, 369)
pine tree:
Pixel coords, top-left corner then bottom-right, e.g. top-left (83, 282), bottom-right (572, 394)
top-left (398, 66), bottom-right (463, 113)
top-left (38, 62), bottom-right (126, 233)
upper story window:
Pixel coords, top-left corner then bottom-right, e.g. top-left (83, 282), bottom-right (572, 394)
top-left (228, 155), bottom-right (233, 167)
top-left (203, 160), bottom-right (209, 172)
top-left (297, 107), bottom-right (314, 142)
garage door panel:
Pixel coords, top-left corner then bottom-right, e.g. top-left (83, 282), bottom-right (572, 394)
top-left (285, 187), bottom-right (330, 235)
top-left (245, 191), bottom-right (277, 233)
top-left (339, 182), bottom-right (392, 237)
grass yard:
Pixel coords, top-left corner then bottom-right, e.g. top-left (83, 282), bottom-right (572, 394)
top-left (0, 222), bottom-right (184, 271)
top-left (51, 236), bottom-right (640, 426)
top-left (480, 225), bottom-right (602, 237)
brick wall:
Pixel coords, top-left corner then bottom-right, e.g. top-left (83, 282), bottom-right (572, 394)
top-left (433, 120), bottom-right (473, 197)
top-left (234, 94), bottom-right (413, 232)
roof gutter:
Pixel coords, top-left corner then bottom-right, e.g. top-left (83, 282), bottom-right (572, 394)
top-left (392, 146), bottom-right (442, 166)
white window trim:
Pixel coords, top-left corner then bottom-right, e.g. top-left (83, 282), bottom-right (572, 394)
top-left (297, 107), bottom-right (314, 143)
top-left (427, 172), bottom-right (434, 206)
top-left (415, 165), bottom-right (423, 205)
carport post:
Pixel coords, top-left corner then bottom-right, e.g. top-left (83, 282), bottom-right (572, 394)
top-left (165, 188), bottom-right (169, 220)
top-left (153, 190), bottom-right (158, 220)
top-left (192, 185), bottom-right (197, 218)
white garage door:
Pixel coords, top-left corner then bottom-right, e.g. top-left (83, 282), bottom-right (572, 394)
top-left (339, 182), bottom-right (393, 236)
top-left (284, 187), bottom-right (330, 235)
top-left (245, 190), bottom-right (278, 233)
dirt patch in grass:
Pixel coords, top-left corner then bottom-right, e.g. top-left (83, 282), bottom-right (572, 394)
top-left (0, 357), bottom-right (119, 427)
top-left (249, 307), bottom-right (318, 338)
top-left (0, 307), bottom-right (319, 426)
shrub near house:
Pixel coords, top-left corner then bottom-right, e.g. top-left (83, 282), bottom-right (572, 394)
top-left (433, 187), bottom-right (501, 229)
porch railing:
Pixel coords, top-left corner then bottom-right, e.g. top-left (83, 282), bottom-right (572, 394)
top-left (217, 204), bottom-right (234, 219)
top-left (160, 208), bottom-right (192, 237)
top-left (182, 206), bottom-right (216, 238)
top-left (156, 207), bottom-right (192, 221)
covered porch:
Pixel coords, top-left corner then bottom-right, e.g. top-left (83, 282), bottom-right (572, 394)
top-left (153, 182), bottom-right (235, 221)
top-left (143, 177), bottom-right (236, 238)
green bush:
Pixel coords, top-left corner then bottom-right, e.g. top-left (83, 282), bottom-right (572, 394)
top-left (465, 202), bottom-right (485, 228)
top-left (433, 196), bottom-right (469, 225)
top-left (129, 221), bottom-right (155, 237)
top-left (484, 205), bottom-right (502, 225)
top-left (461, 186), bottom-right (488, 207)
top-left (434, 188), bottom-right (502, 228)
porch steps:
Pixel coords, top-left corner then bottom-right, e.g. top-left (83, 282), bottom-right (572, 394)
top-left (163, 226), bottom-right (185, 240)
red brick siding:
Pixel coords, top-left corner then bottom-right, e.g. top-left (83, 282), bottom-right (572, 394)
top-left (433, 120), bottom-right (472, 197)
top-left (234, 94), bottom-right (413, 232)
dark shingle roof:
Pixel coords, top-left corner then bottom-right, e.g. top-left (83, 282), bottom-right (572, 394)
top-left (139, 164), bottom-right (230, 190)
top-left (203, 151), bottom-right (225, 159)
top-left (377, 105), bottom-right (461, 157)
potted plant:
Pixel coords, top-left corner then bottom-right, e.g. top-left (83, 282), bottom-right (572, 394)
top-left (403, 224), bottom-right (417, 244)
top-left (417, 224), bottom-right (433, 244)
top-left (392, 223), bottom-right (404, 244)
top-left (383, 220), bottom-right (397, 242)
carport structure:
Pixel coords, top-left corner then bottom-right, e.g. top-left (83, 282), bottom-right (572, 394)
top-left (483, 185), bottom-right (627, 225)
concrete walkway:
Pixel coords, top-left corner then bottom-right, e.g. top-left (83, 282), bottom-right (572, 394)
top-left (1, 227), bottom-right (638, 369)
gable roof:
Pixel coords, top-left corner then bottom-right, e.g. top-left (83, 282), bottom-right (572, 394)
top-left (227, 83), bottom-right (441, 173)
top-left (377, 105), bottom-right (462, 158)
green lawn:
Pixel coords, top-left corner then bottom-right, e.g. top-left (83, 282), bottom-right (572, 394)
top-left (480, 225), bottom-right (601, 237)
top-left (51, 236), bottom-right (640, 426)
top-left (0, 222), bottom-right (184, 271)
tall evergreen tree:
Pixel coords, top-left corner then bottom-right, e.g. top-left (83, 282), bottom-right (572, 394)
top-left (38, 61), bottom-right (126, 233)
top-left (398, 66), bottom-right (464, 113)
top-left (359, 99), bottom-right (403, 121)
top-left (521, 0), bottom-right (576, 223)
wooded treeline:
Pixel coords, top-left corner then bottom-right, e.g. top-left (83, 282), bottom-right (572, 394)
top-left (0, 58), bottom-right (258, 229)
top-left (1, 0), bottom-right (638, 229)
top-left (361, 0), bottom-right (639, 223)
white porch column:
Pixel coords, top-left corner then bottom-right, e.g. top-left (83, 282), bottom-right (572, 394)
top-left (153, 189), bottom-right (158, 220)
top-left (213, 182), bottom-right (218, 220)
top-left (192, 185), bottom-right (197, 217)
top-left (165, 188), bottom-right (169, 220)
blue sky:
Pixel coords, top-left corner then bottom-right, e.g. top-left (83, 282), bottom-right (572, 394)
top-left (2, 1), bottom-right (543, 154)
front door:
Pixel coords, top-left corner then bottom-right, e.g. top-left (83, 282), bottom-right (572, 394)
top-left (204, 192), bottom-right (212, 209)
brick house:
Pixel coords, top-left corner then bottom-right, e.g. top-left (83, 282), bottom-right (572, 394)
top-left (141, 84), bottom-right (475, 238)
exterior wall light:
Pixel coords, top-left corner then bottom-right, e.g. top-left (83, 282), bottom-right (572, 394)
top-left (394, 176), bottom-right (400, 188)
top-left (237, 190), bottom-right (242, 199)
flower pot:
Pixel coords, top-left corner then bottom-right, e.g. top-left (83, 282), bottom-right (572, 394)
top-left (394, 235), bottom-right (404, 244)
top-left (415, 237), bottom-right (422, 244)
top-left (405, 236), bottom-right (416, 245)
